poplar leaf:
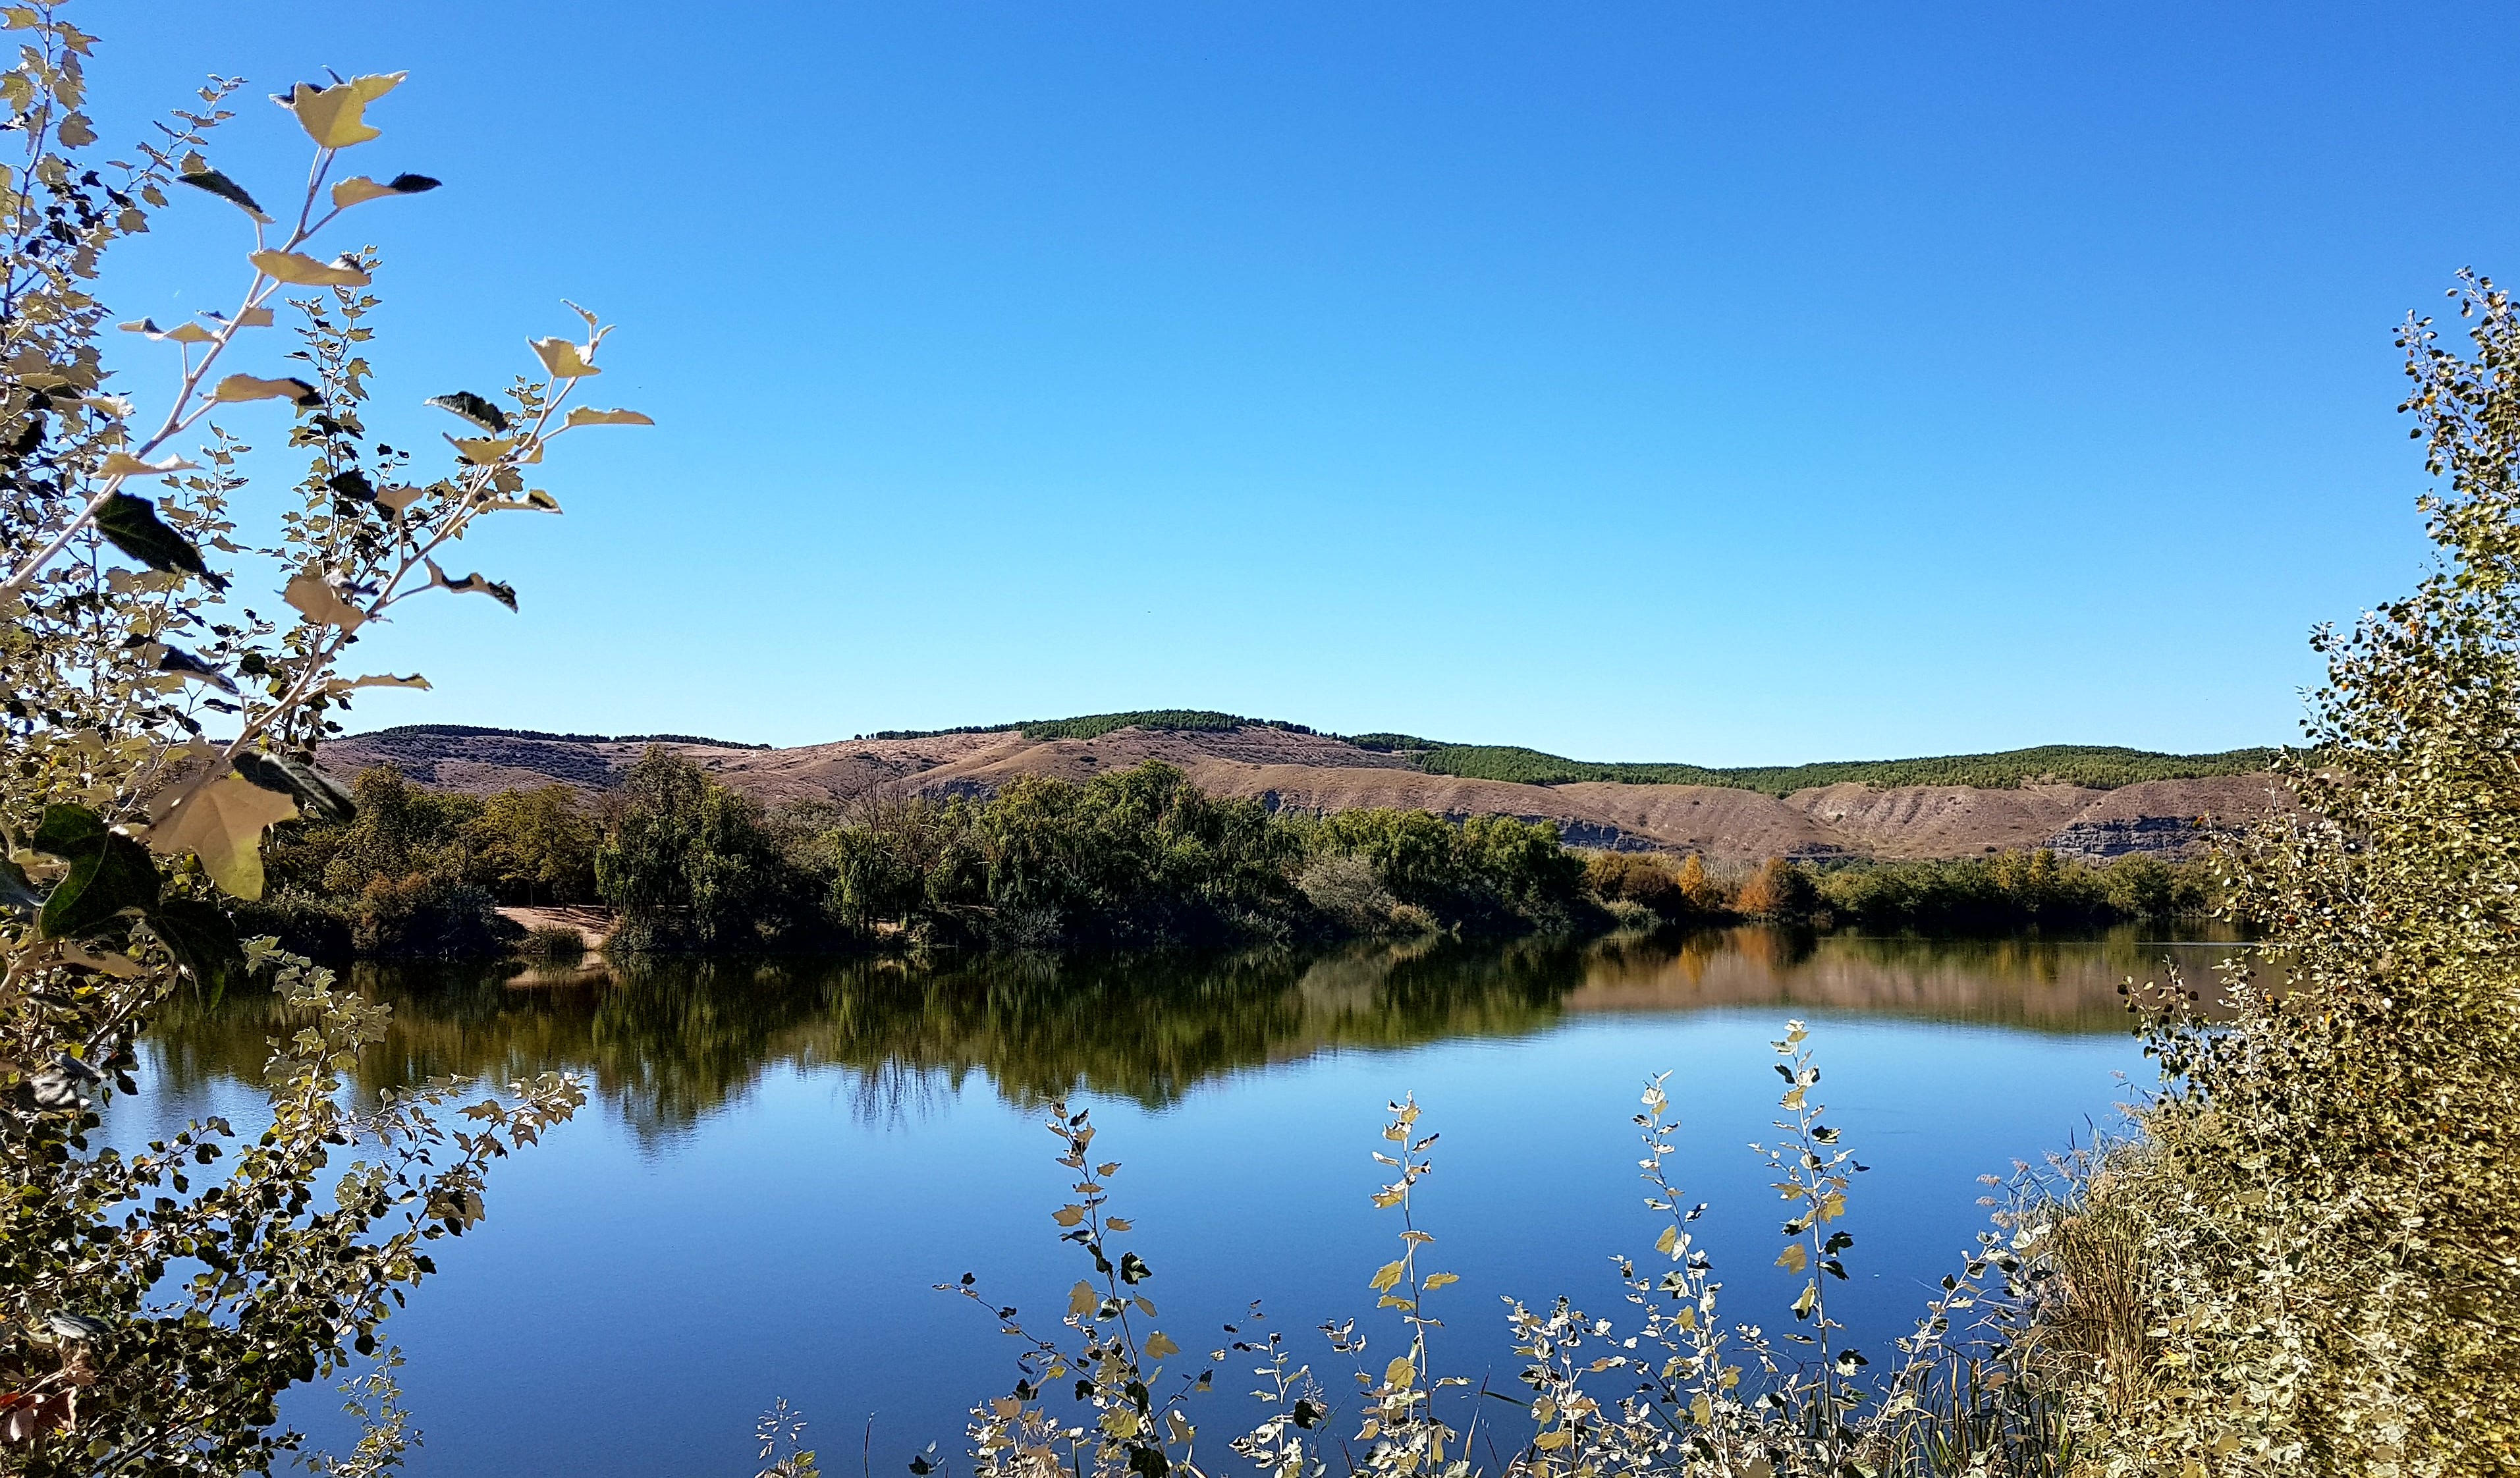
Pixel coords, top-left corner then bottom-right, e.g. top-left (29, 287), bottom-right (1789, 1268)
top-left (562, 406), bottom-right (652, 427)
top-left (1384, 1356), bottom-right (1413, 1390)
top-left (1368, 1260), bottom-right (1406, 1293)
top-left (1655, 1224), bottom-right (1680, 1257)
top-left (249, 249), bottom-right (371, 287)
top-left (1145, 1331), bottom-right (1180, 1359)
top-left (375, 484), bottom-right (428, 514)
top-left (177, 167), bottom-right (271, 222)
top-left (1104, 1217), bottom-right (1132, 1232)
top-left (230, 751), bottom-right (357, 823)
top-left (1421, 1273), bottom-right (1458, 1289)
top-left (343, 672), bottom-right (429, 691)
top-left (431, 562), bottom-right (518, 611)
top-left (1068, 1281), bottom-right (1097, 1318)
top-left (152, 644), bottom-right (238, 694)
top-left (331, 172), bottom-right (441, 207)
top-left (446, 433), bottom-right (514, 464)
top-left (275, 73), bottom-right (405, 149)
top-left (211, 373), bottom-right (319, 405)
top-left (1776, 1244), bottom-right (1809, 1273)
top-left (1053, 1205), bottom-right (1085, 1227)
top-left (425, 390), bottom-right (508, 432)
top-left (32, 806), bottom-right (161, 940)
top-left (148, 773), bottom-right (298, 900)
top-left (284, 568), bottom-right (367, 631)
top-left (100, 451), bottom-right (200, 478)
top-left (530, 337), bottom-right (599, 378)
top-left (94, 493), bottom-right (213, 580)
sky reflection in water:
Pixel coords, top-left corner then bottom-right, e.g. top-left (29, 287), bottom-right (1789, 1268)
top-left (125, 926), bottom-right (2243, 1478)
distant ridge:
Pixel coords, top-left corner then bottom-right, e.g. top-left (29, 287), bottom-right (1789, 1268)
top-left (323, 716), bottom-right (2287, 862)
top-left (855, 712), bottom-right (2274, 796)
top-left (350, 723), bottom-right (772, 751)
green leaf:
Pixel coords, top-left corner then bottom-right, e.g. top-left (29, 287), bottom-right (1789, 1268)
top-left (177, 167), bottom-right (271, 223)
top-left (32, 804), bottom-right (161, 941)
top-left (94, 492), bottom-right (214, 582)
top-left (144, 896), bottom-right (245, 1002)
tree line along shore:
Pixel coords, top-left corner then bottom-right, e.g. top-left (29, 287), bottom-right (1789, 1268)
top-left (239, 748), bottom-right (2222, 962)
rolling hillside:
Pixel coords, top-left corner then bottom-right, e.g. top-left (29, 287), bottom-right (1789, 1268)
top-left (319, 713), bottom-right (2289, 863)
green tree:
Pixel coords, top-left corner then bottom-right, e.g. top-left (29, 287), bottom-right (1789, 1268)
top-left (597, 750), bottom-right (817, 952)
top-left (467, 783), bottom-right (597, 904)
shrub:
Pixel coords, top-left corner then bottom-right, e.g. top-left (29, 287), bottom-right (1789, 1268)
top-left (1734, 856), bottom-right (1821, 920)
top-left (350, 870), bottom-right (514, 959)
top-left (520, 923), bottom-right (588, 961)
top-left (2066, 273), bottom-right (2520, 1473)
top-left (1296, 853), bottom-right (1404, 933)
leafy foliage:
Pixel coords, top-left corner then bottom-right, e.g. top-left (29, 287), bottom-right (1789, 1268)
top-left (0, 8), bottom-right (636, 1467)
top-left (2062, 272), bottom-right (2520, 1473)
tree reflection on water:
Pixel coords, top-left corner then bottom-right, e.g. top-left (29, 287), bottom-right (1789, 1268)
top-left (142, 925), bottom-right (2244, 1141)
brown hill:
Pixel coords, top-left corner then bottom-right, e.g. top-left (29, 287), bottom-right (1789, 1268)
top-left (319, 723), bottom-right (2287, 863)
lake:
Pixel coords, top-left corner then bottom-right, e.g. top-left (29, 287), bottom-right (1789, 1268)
top-left (119, 925), bottom-right (2243, 1477)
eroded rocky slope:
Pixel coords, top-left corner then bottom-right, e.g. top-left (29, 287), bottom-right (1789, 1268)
top-left (320, 724), bottom-right (2286, 862)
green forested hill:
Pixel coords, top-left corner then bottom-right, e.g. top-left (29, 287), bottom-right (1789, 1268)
top-left (864, 713), bottom-right (2273, 796)
top-left (1406, 742), bottom-right (2276, 795)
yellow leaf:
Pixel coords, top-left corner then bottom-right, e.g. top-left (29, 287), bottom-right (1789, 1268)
top-left (236, 306), bottom-right (276, 327)
top-left (1383, 1356), bottom-right (1413, 1390)
top-left (343, 672), bottom-right (429, 692)
top-left (249, 249), bottom-right (371, 287)
top-left (1368, 1260), bottom-right (1406, 1293)
top-left (210, 373), bottom-right (317, 404)
top-left (1655, 1224), bottom-right (1680, 1257)
top-left (1101, 1409), bottom-right (1139, 1440)
top-left (1689, 1393), bottom-right (1712, 1426)
top-left (1421, 1273), bottom-right (1458, 1290)
top-left (1067, 1280), bottom-right (1097, 1318)
top-left (562, 406), bottom-right (651, 427)
top-left (1145, 1330), bottom-right (1180, 1359)
top-left (1776, 1244), bottom-right (1809, 1273)
top-left (284, 568), bottom-right (366, 631)
top-left (374, 484), bottom-right (427, 514)
top-left (1533, 1430), bottom-right (1572, 1451)
top-left (1053, 1205), bottom-right (1085, 1227)
top-left (1164, 1411), bottom-right (1193, 1446)
top-left (448, 434), bottom-right (514, 465)
top-left (100, 451), bottom-right (199, 478)
top-left (991, 1397), bottom-right (1022, 1420)
top-left (327, 175), bottom-right (404, 207)
top-left (147, 772), bottom-right (298, 900)
top-left (530, 337), bottom-right (600, 378)
top-left (1104, 1217), bottom-right (1132, 1232)
top-left (1817, 1191), bottom-right (1846, 1222)
top-left (278, 73), bottom-right (405, 150)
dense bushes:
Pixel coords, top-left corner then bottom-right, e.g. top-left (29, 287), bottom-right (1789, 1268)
top-left (256, 756), bottom-right (2219, 958)
top-left (1814, 849), bottom-right (2212, 930)
top-left (253, 765), bottom-right (602, 958)
top-left (603, 752), bottom-right (1597, 953)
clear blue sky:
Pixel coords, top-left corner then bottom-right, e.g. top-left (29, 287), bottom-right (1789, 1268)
top-left (90, 3), bottom-right (2516, 763)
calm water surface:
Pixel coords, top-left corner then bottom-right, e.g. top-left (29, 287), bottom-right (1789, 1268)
top-left (123, 927), bottom-right (2243, 1477)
